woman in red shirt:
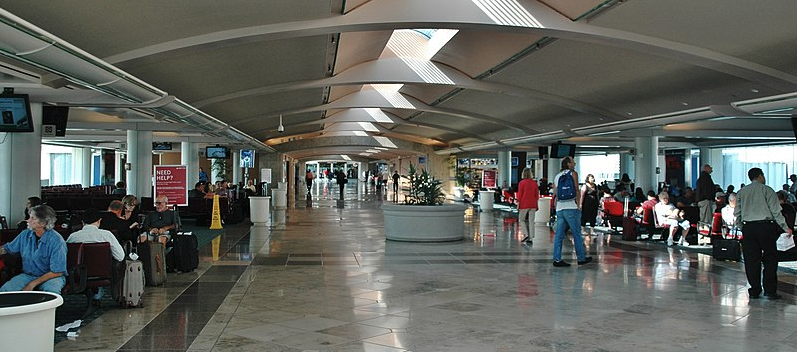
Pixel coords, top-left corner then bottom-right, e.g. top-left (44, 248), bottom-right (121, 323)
top-left (517, 167), bottom-right (539, 244)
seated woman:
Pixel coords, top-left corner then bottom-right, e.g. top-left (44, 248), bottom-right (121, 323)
top-left (654, 192), bottom-right (691, 246)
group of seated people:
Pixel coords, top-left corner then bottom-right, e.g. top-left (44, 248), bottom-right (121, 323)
top-left (0, 193), bottom-right (179, 300)
top-left (625, 182), bottom-right (797, 246)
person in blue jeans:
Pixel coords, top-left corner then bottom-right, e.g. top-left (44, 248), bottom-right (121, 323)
top-left (0, 205), bottom-right (67, 293)
top-left (552, 156), bottom-right (593, 267)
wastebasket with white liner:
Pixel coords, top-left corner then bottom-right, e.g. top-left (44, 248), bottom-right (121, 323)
top-left (479, 190), bottom-right (494, 210)
top-left (535, 197), bottom-right (552, 224)
top-left (0, 291), bottom-right (63, 352)
top-left (249, 196), bottom-right (271, 224)
top-left (273, 182), bottom-right (287, 209)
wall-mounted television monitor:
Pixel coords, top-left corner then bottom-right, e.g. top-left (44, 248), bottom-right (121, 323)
top-left (511, 157), bottom-right (519, 167)
top-left (550, 143), bottom-right (576, 158)
top-left (206, 146), bottom-right (229, 159)
top-left (538, 146), bottom-right (548, 159)
top-left (152, 142), bottom-right (172, 151)
top-left (0, 94), bottom-right (34, 133)
top-left (42, 106), bottom-right (69, 136)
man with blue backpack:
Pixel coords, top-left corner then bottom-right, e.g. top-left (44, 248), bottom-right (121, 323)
top-left (552, 156), bottom-right (593, 267)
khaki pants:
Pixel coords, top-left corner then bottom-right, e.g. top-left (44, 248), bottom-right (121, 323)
top-left (519, 208), bottom-right (537, 239)
top-left (698, 199), bottom-right (715, 226)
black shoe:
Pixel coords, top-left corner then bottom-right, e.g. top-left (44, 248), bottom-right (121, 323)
top-left (749, 289), bottom-right (761, 299)
top-left (524, 239), bottom-right (533, 245)
top-left (553, 260), bottom-right (571, 267)
top-left (521, 235), bottom-right (530, 242)
top-left (578, 257), bottom-right (593, 265)
top-left (764, 293), bottom-right (782, 300)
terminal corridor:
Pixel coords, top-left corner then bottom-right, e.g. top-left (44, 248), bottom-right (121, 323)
top-left (55, 184), bottom-right (797, 352)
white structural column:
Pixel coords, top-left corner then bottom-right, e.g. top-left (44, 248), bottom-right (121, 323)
top-left (634, 136), bottom-right (659, 194)
top-left (547, 157), bottom-right (560, 183)
top-left (699, 147), bottom-right (712, 168)
top-left (0, 102), bottom-right (42, 224)
top-left (181, 141), bottom-right (198, 190)
top-left (620, 153), bottom-right (634, 181)
top-left (127, 130), bottom-right (153, 197)
top-left (232, 149), bottom-right (240, 184)
top-left (497, 150), bottom-right (510, 189)
top-left (115, 151), bottom-right (124, 186)
top-left (76, 147), bottom-right (92, 186)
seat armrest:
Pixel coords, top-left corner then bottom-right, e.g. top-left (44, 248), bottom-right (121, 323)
top-left (68, 263), bottom-right (87, 294)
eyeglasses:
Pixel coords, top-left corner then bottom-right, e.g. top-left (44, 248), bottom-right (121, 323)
top-left (155, 202), bottom-right (165, 204)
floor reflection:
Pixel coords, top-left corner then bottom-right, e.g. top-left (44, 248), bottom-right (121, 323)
top-left (53, 182), bottom-right (797, 352)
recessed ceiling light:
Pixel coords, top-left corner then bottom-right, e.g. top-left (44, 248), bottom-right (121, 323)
top-left (681, 102), bottom-right (689, 106)
top-left (751, 88), bottom-right (759, 93)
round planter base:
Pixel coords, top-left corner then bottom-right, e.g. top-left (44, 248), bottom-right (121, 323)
top-left (382, 203), bottom-right (467, 242)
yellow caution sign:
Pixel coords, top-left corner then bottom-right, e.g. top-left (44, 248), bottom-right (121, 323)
top-left (210, 194), bottom-right (223, 229)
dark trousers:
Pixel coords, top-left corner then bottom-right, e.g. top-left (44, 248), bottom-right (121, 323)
top-left (741, 221), bottom-right (780, 295)
top-left (338, 184), bottom-right (344, 198)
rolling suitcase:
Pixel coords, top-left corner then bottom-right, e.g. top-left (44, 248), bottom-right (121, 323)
top-left (137, 241), bottom-right (167, 286)
top-left (169, 232), bottom-right (199, 272)
top-left (114, 241), bottom-right (144, 308)
top-left (622, 216), bottom-right (638, 241)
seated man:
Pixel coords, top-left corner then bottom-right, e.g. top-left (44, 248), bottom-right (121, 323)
top-left (111, 181), bottom-right (127, 195)
top-left (654, 192), bottom-right (691, 247)
top-left (188, 182), bottom-right (206, 199)
top-left (140, 195), bottom-right (178, 244)
top-left (635, 190), bottom-right (658, 217)
top-left (0, 205), bottom-right (66, 294)
top-left (66, 208), bottom-right (125, 304)
top-left (100, 200), bottom-right (135, 243)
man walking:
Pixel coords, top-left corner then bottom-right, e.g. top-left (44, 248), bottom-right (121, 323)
top-left (735, 167), bottom-right (792, 299)
top-left (696, 164), bottom-right (716, 232)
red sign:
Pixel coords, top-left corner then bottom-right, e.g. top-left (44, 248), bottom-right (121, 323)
top-left (482, 170), bottom-right (497, 188)
top-left (154, 165), bottom-right (188, 206)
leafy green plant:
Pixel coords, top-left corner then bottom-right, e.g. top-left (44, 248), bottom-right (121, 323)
top-left (402, 163), bottom-right (445, 205)
top-left (212, 158), bottom-right (229, 181)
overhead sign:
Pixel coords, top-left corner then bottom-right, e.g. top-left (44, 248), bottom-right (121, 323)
top-left (240, 149), bottom-right (255, 168)
top-left (154, 165), bottom-right (188, 206)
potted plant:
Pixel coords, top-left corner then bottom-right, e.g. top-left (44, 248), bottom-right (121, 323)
top-left (382, 163), bottom-right (467, 242)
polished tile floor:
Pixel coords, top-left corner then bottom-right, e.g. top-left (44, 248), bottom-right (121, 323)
top-left (55, 182), bottom-right (797, 352)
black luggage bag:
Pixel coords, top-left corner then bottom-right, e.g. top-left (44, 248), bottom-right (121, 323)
top-left (167, 232), bottom-right (199, 273)
top-left (712, 233), bottom-right (741, 262)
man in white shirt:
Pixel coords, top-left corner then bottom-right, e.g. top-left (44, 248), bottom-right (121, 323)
top-left (67, 208), bottom-right (125, 304)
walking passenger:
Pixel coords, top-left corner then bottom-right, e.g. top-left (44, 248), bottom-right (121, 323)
top-left (552, 156), bottom-right (592, 267)
top-left (516, 168), bottom-right (539, 244)
top-left (735, 167), bottom-right (791, 299)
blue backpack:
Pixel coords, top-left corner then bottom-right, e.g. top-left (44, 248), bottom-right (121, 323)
top-left (557, 171), bottom-right (576, 200)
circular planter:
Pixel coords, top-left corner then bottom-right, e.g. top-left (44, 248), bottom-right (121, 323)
top-left (0, 291), bottom-right (63, 352)
top-left (382, 203), bottom-right (467, 242)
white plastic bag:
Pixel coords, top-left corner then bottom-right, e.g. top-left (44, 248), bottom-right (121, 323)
top-left (776, 233), bottom-right (795, 251)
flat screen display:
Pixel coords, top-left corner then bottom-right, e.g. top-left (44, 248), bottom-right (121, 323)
top-left (42, 106), bottom-right (69, 136)
top-left (550, 143), bottom-right (576, 158)
top-left (206, 146), bottom-right (229, 159)
top-left (152, 142), bottom-right (172, 150)
top-left (0, 94), bottom-right (34, 133)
